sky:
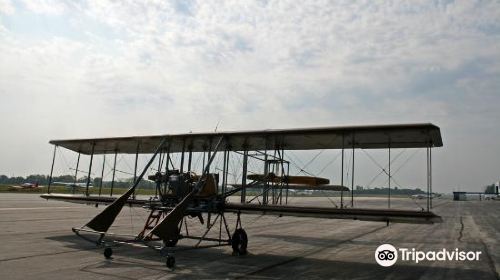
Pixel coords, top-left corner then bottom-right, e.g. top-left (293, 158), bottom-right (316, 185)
top-left (0, 0), bottom-right (499, 192)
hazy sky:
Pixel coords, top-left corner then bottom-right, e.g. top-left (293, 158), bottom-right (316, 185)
top-left (0, 0), bottom-right (499, 192)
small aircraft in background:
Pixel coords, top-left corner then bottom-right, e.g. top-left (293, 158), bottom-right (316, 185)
top-left (52, 182), bottom-right (93, 189)
top-left (9, 182), bottom-right (39, 190)
top-left (411, 193), bottom-right (441, 199)
top-left (484, 194), bottom-right (499, 200)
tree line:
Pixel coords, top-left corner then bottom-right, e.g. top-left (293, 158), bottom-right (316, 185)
top-left (3, 174), bottom-right (496, 194)
top-left (352, 187), bottom-right (426, 195)
top-left (0, 174), bottom-right (155, 189)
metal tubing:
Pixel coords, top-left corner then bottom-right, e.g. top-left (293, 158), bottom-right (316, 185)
top-left (98, 155), bottom-right (106, 196)
top-left (180, 139), bottom-right (186, 173)
top-left (166, 149), bottom-right (170, 174)
top-left (133, 142), bottom-right (139, 199)
top-left (286, 163), bottom-right (290, 204)
top-left (187, 148), bottom-right (193, 171)
top-left (223, 150), bottom-right (228, 194)
top-left (224, 150), bottom-right (229, 195)
top-left (194, 136), bottom-right (224, 192)
top-left (184, 217), bottom-right (189, 236)
top-left (155, 150), bottom-right (163, 198)
top-left (86, 143), bottom-right (95, 196)
top-left (272, 150), bottom-right (277, 204)
top-left (263, 151), bottom-right (269, 205)
top-left (426, 147), bottom-right (430, 212)
top-left (279, 147), bottom-right (286, 205)
top-left (47, 145), bottom-right (57, 193)
top-left (110, 150), bottom-right (117, 196)
top-left (73, 152), bottom-right (81, 194)
top-left (202, 150), bottom-right (206, 173)
top-left (165, 146), bottom-right (170, 195)
top-left (388, 144), bottom-right (391, 208)
top-left (430, 147), bottom-right (433, 209)
top-left (241, 150), bottom-right (248, 203)
top-left (207, 138), bottom-right (212, 173)
top-left (222, 214), bottom-right (232, 241)
top-left (351, 138), bottom-right (355, 207)
top-left (219, 212), bottom-right (222, 245)
top-left (341, 134), bottom-right (344, 208)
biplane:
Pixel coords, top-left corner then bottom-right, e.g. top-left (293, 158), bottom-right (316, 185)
top-left (41, 123), bottom-right (443, 268)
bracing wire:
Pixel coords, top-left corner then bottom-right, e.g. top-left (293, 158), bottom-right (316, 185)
top-left (318, 151), bottom-right (342, 176)
top-left (363, 148), bottom-right (419, 190)
top-left (393, 149), bottom-right (421, 175)
top-left (363, 149), bottom-right (406, 188)
top-left (286, 152), bottom-right (316, 177)
top-left (300, 149), bottom-right (326, 173)
top-left (58, 149), bottom-right (73, 171)
top-left (346, 149), bottom-right (352, 186)
top-left (121, 154), bottom-right (134, 173)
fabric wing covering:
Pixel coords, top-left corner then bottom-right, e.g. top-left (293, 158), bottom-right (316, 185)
top-left (49, 123), bottom-right (442, 155)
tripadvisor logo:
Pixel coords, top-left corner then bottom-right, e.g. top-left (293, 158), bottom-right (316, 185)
top-left (375, 244), bottom-right (482, 267)
top-left (375, 244), bottom-right (398, 267)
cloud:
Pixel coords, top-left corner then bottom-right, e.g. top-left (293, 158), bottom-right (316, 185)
top-left (0, 0), bottom-right (14, 14)
top-left (20, 0), bottom-right (68, 15)
top-left (0, 0), bottom-right (499, 191)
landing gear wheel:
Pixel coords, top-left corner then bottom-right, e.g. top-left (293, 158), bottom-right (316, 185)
top-left (166, 255), bottom-right (175, 269)
top-left (104, 247), bottom-right (113, 259)
top-left (231, 228), bottom-right (248, 255)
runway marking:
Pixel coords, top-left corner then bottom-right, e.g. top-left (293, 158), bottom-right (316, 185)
top-left (0, 206), bottom-right (85, 211)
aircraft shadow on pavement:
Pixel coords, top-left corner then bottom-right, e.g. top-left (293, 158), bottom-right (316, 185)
top-left (45, 233), bottom-right (496, 280)
top-left (79, 251), bottom-right (496, 280)
top-left (254, 233), bottom-right (381, 247)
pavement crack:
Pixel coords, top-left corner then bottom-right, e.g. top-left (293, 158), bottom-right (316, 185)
top-left (479, 239), bottom-right (500, 280)
top-left (235, 225), bottom-right (386, 279)
top-left (458, 216), bottom-right (464, 242)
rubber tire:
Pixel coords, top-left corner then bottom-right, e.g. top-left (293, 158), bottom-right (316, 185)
top-left (166, 255), bottom-right (175, 268)
top-left (231, 228), bottom-right (248, 255)
top-left (104, 247), bottom-right (113, 259)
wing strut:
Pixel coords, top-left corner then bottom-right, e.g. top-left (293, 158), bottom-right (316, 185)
top-left (84, 137), bottom-right (168, 232)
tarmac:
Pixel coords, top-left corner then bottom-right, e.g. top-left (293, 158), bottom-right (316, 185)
top-left (0, 193), bottom-right (498, 279)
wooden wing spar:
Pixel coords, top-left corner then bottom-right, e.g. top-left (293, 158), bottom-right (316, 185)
top-left (49, 123), bottom-right (442, 155)
top-left (40, 193), bottom-right (441, 224)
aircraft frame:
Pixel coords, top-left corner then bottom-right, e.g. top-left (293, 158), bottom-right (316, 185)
top-left (41, 123), bottom-right (443, 268)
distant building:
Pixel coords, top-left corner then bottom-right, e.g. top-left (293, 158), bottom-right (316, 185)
top-left (453, 192), bottom-right (467, 201)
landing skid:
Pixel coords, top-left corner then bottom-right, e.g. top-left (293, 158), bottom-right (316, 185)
top-left (71, 211), bottom-right (247, 269)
